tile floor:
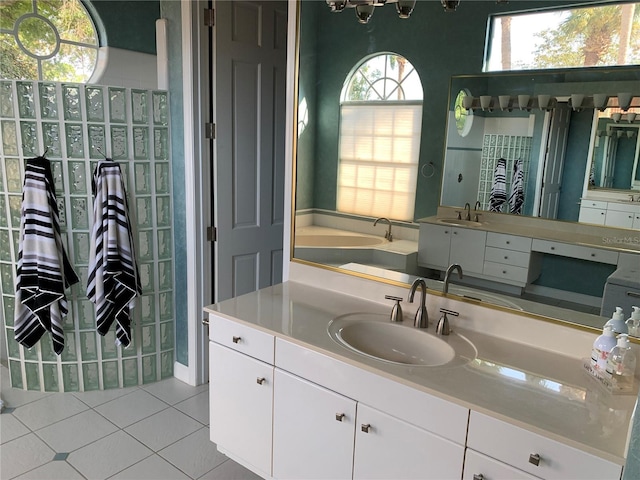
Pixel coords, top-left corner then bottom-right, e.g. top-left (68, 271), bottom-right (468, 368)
top-left (0, 365), bottom-right (261, 480)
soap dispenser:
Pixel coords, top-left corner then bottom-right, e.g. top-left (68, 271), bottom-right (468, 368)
top-left (626, 306), bottom-right (640, 337)
top-left (591, 325), bottom-right (617, 371)
top-left (605, 307), bottom-right (628, 334)
top-left (606, 334), bottom-right (636, 391)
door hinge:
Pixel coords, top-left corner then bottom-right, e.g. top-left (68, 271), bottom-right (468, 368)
top-left (206, 226), bottom-right (217, 242)
top-left (204, 8), bottom-right (215, 27)
top-left (205, 122), bottom-right (216, 139)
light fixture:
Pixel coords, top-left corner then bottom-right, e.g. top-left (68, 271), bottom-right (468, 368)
top-left (593, 94), bottom-right (609, 111)
top-left (627, 112), bottom-right (637, 123)
top-left (627, 130), bottom-right (636, 139)
top-left (570, 94), bottom-right (584, 112)
top-left (612, 112), bottom-right (622, 123)
top-left (617, 92), bottom-right (633, 111)
top-left (396, 0), bottom-right (416, 18)
top-left (517, 95), bottom-right (530, 111)
top-left (498, 95), bottom-right (511, 111)
top-left (480, 95), bottom-right (493, 112)
top-left (326, 0), bottom-right (448, 22)
top-left (537, 94), bottom-right (552, 111)
top-left (462, 96), bottom-right (475, 110)
top-left (441, 0), bottom-right (461, 11)
top-left (355, 3), bottom-right (375, 23)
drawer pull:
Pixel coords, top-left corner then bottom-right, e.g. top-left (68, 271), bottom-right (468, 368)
top-left (502, 270), bottom-right (507, 274)
top-left (550, 246), bottom-right (555, 250)
top-left (506, 241), bottom-right (510, 245)
top-left (256, 377), bottom-right (266, 385)
top-left (473, 475), bottom-right (484, 480)
top-left (591, 253), bottom-right (596, 257)
top-left (336, 413), bottom-right (345, 422)
top-left (232, 336), bottom-right (241, 344)
top-left (627, 291), bottom-right (640, 298)
top-left (529, 453), bottom-right (541, 466)
top-left (361, 423), bottom-right (371, 433)
top-left (504, 256), bottom-right (508, 260)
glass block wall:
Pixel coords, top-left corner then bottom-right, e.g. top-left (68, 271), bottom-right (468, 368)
top-left (0, 81), bottom-right (175, 391)
top-left (477, 134), bottom-right (532, 211)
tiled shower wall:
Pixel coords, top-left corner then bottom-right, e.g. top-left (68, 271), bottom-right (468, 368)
top-left (477, 134), bottom-right (532, 211)
top-left (0, 81), bottom-right (175, 391)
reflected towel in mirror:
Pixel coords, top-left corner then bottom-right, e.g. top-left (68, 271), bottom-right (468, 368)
top-left (489, 158), bottom-right (507, 212)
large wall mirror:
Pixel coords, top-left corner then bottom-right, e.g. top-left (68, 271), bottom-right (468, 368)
top-left (291, 0), bottom-right (640, 336)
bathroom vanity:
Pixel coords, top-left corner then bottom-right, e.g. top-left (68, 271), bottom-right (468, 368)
top-left (205, 278), bottom-right (636, 480)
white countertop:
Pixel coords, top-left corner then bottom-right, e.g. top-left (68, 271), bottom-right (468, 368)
top-left (205, 281), bottom-right (637, 465)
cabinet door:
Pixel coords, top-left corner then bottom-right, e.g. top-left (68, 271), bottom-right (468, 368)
top-left (633, 213), bottom-right (640, 229)
top-left (418, 224), bottom-right (451, 270)
top-left (450, 228), bottom-right (486, 275)
top-left (463, 449), bottom-right (539, 480)
top-left (579, 206), bottom-right (606, 225)
top-left (273, 369), bottom-right (356, 479)
top-left (209, 342), bottom-right (273, 478)
top-left (605, 209), bottom-right (635, 228)
top-left (354, 403), bottom-right (464, 480)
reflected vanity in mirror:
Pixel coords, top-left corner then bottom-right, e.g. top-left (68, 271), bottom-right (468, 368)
top-left (291, 0), bottom-right (640, 338)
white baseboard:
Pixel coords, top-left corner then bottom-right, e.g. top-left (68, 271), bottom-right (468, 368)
top-left (173, 361), bottom-right (195, 386)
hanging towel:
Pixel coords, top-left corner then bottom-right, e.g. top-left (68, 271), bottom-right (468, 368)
top-left (87, 160), bottom-right (141, 347)
top-left (489, 158), bottom-right (507, 212)
top-left (509, 159), bottom-right (525, 215)
top-left (14, 157), bottom-right (79, 354)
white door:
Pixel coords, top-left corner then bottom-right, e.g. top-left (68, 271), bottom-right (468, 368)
top-left (538, 103), bottom-right (571, 219)
top-left (214, 0), bottom-right (287, 302)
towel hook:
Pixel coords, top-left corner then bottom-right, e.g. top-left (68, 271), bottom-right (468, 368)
top-left (421, 161), bottom-right (436, 179)
top-left (95, 147), bottom-right (108, 159)
top-left (41, 146), bottom-right (49, 158)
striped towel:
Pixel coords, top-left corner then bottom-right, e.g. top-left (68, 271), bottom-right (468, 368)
top-left (14, 157), bottom-right (79, 354)
top-left (87, 160), bottom-right (141, 348)
top-left (489, 158), bottom-right (507, 212)
top-left (509, 159), bottom-right (525, 215)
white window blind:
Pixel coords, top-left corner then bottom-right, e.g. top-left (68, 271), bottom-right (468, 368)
top-left (337, 103), bottom-right (422, 221)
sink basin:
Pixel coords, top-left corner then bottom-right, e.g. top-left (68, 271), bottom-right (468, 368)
top-left (327, 313), bottom-right (476, 367)
top-left (436, 218), bottom-right (483, 227)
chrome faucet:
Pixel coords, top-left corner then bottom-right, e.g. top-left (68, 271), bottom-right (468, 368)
top-left (408, 278), bottom-right (428, 328)
top-left (443, 263), bottom-right (463, 294)
top-left (373, 217), bottom-right (393, 242)
top-left (464, 203), bottom-right (471, 221)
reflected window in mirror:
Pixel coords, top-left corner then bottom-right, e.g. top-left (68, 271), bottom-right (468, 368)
top-left (454, 90), bottom-right (473, 137)
top-left (337, 53), bottom-right (422, 221)
top-left (485, 2), bottom-right (640, 72)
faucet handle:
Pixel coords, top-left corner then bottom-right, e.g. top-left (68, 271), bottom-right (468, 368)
top-left (455, 210), bottom-right (462, 220)
top-left (474, 213), bottom-right (482, 222)
top-left (436, 308), bottom-right (459, 336)
top-left (385, 295), bottom-right (403, 322)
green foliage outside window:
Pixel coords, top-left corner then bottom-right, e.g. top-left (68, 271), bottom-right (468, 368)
top-left (0, 0), bottom-right (98, 82)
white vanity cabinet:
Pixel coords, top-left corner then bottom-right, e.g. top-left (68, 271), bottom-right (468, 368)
top-left (579, 199), bottom-right (640, 228)
top-left (418, 223), bottom-right (486, 274)
top-left (466, 412), bottom-right (622, 480)
top-left (208, 315), bottom-right (275, 479)
top-left (483, 233), bottom-right (539, 287)
top-left (272, 369), bottom-right (356, 479)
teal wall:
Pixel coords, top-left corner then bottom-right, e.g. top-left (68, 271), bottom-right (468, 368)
top-left (86, 0), bottom-right (160, 54)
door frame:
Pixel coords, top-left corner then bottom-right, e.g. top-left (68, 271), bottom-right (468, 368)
top-left (174, 0), bottom-right (211, 386)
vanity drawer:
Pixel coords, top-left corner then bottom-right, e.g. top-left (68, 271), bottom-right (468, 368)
top-left (484, 246), bottom-right (530, 268)
top-left (486, 233), bottom-right (532, 253)
top-left (532, 239), bottom-right (619, 265)
top-left (483, 261), bottom-right (529, 284)
top-left (209, 314), bottom-right (275, 364)
top-left (581, 199), bottom-right (608, 209)
top-left (463, 449), bottom-right (538, 480)
top-left (467, 412), bottom-right (622, 480)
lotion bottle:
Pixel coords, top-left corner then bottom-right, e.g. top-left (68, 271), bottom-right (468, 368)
top-left (626, 306), bottom-right (640, 337)
top-left (591, 325), bottom-right (617, 371)
top-left (605, 307), bottom-right (627, 334)
top-left (605, 334), bottom-right (636, 391)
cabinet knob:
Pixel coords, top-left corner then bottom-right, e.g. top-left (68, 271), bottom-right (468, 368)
top-left (232, 336), bottom-right (241, 343)
top-left (335, 413), bottom-right (345, 422)
top-left (591, 253), bottom-right (596, 257)
top-left (506, 241), bottom-right (510, 245)
top-left (528, 453), bottom-right (541, 466)
top-left (256, 377), bottom-right (266, 385)
top-left (453, 231), bottom-right (458, 235)
top-left (361, 423), bottom-right (371, 433)
top-left (502, 270), bottom-right (507, 274)
top-left (473, 475), bottom-right (485, 480)
top-left (550, 246), bottom-right (555, 250)
top-left (504, 256), bottom-right (508, 260)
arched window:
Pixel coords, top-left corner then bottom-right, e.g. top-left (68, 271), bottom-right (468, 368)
top-left (337, 53), bottom-right (423, 221)
top-left (0, 0), bottom-right (98, 82)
